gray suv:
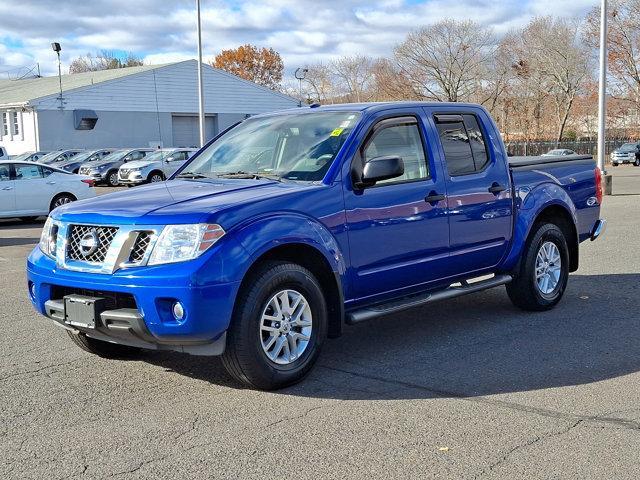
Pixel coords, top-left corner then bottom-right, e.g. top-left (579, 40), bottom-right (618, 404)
top-left (118, 148), bottom-right (195, 185)
top-left (79, 149), bottom-right (154, 186)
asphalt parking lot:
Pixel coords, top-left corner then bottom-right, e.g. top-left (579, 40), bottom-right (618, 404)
top-left (1, 171), bottom-right (640, 479)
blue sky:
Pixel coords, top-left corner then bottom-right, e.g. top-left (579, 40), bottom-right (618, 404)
top-left (0, 0), bottom-right (599, 79)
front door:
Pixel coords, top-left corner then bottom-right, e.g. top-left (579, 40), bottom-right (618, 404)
top-left (13, 163), bottom-right (55, 215)
top-left (429, 109), bottom-right (513, 276)
top-left (344, 112), bottom-right (449, 300)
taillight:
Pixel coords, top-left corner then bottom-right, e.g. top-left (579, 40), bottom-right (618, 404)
top-left (594, 167), bottom-right (603, 204)
top-left (81, 179), bottom-right (95, 187)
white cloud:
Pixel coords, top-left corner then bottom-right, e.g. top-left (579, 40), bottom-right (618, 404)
top-left (0, 0), bottom-right (599, 77)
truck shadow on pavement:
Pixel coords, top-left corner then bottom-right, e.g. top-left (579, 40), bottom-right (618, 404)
top-left (145, 273), bottom-right (640, 398)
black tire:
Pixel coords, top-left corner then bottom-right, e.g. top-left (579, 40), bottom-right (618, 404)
top-left (49, 193), bottom-right (76, 212)
top-left (612, 163), bottom-right (618, 167)
top-left (221, 261), bottom-right (328, 390)
top-left (107, 170), bottom-right (119, 187)
top-left (66, 331), bottom-right (142, 358)
top-left (148, 171), bottom-right (165, 183)
top-left (634, 159), bottom-right (640, 167)
top-left (507, 223), bottom-right (569, 311)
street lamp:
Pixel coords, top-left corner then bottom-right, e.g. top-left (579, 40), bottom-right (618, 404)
top-left (597, 0), bottom-right (608, 174)
top-left (294, 67), bottom-right (308, 107)
top-left (195, 0), bottom-right (205, 148)
top-left (51, 42), bottom-right (63, 110)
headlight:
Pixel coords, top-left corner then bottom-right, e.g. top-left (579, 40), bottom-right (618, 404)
top-left (148, 224), bottom-right (225, 265)
top-left (39, 217), bottom-right (58, 259)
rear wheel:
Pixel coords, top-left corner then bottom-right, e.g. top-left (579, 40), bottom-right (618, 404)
top-left (634, 159), bottom-right (640, 167)
top-left (507, 223), bottom-right (569, 311)
top-left (66, 331), bottom-right (142, 358)
top-left (221, 261), bottom-right (328, 390)
top-left (50, 193), bottom-right (75, 212)
top-left (107, 170), bottom-right (119, 187)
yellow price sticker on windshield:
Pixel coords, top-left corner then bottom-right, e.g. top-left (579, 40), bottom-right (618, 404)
top-left (330, 128), bottom-right (344, 137)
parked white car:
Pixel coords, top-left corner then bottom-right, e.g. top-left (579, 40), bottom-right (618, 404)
top-left (118, 148), bottom-right (196, 185)
top-left (0, 161), bottom-right (96, 221)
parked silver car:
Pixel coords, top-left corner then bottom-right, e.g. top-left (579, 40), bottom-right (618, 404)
top-left (78, 148), bottom-right (154, 186)
top-left (39, 149), bottom-right (84, 165)
top-left (118, 148), bottom-right (196, 185)
top-left (10, 151), bottom-right (50, 162)
top-left (57, 149), bottom-right (114, 173)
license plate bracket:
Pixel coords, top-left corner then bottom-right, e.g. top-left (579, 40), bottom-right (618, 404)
top-left (64, 294), bottom-right (106, 329)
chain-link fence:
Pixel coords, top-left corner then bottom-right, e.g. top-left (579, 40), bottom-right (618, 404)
top-left (504, 139), bottom-right (635, 161)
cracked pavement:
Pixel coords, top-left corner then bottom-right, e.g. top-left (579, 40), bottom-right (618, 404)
top-left (1, 177), bottom-right (640, 479)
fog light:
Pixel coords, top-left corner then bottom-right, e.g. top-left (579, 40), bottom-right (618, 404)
top-left (29, 282), bottom-right (36, 300)
top-left (172, 302), bottom-right (185, 320)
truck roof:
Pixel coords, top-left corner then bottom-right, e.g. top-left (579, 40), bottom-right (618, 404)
top-left (256, 101), bottom-right (486, 118)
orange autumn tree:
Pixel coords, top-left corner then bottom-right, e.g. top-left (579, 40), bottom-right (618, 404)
top-left (212, 44), bottom-right (284, 90)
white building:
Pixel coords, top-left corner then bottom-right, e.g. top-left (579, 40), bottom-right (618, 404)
top-left (0, 60), bottom-right (298, 155)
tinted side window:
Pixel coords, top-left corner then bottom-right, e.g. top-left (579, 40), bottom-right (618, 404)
top-left (42, 167), bottom-right (54, 177)
top-left (436, 121), bottom-right (475, 176)
top-left (15, 164), bottom-right (43, 180)
top-left (364, 123), bottom-right (429, 184)
top-left (463, 114), bottom-right (489, 171)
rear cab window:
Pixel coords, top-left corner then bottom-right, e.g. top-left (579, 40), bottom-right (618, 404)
top-left (434, 113), bottom-right (490, 176)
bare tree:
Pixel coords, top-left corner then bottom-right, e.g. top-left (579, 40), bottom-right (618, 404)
top-left (69, 51), bottom-right (143, 74)
top-left (329, 55), bottom-right (374, 102)
top-left (303, 62), bottom-right (336, 104)
top-left (394, 20), bottom-right (495, 102)
top-left (370, 58), bottom-right (418, 101)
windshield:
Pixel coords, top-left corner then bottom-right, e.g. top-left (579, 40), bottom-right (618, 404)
top-left (40, 151), bottom-right (69, 164)
top-left (67, 150), bottom-right (101, 163)
top-left (619, 143), bottom-right (637, 152)
top-left (11, 152), bottom-right (35, 161)
top-left (91, 150), bottom-right (127, 163)
top-left (139, 150), bottom-right (175, 162)
top-left (183, 111), bottom-right (360, 182)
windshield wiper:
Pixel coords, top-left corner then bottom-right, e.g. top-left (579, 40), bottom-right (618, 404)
top-left (215, 171), bottom-right (282, 182)
top-left (176, 171), bottom-right (210, 179)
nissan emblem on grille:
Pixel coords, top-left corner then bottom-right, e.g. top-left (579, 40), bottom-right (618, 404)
top-left (78, 230), bottom-right (99, 257)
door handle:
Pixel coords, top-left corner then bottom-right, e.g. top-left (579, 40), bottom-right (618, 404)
top-left (425, 191), bottom-right (446, 204)
top-left (46, 181), bottom-right (56, 185)
top-left (1, 186), bottom-right (13, 191)
top-left (488, 182), bottom-right (507, 194)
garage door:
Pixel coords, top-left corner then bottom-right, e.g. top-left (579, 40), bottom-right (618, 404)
top-left (172, 115), bottom-right (217, 147)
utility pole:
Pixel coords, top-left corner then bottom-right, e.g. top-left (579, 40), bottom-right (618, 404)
top-left (597, 0), bottom-right (608, 174)
top-left (196, 0), bottom-right (206, 147)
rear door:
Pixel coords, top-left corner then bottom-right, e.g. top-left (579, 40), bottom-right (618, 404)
top-left (427, 108), bottom-right (513, 276)
top-left (0, 164), bottom-right (15, 215)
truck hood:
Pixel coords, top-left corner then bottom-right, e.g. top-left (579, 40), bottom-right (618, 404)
top-left (122, 160), bottom-right (158, 169)
top-left (52, 178), bottom-right (313, 225)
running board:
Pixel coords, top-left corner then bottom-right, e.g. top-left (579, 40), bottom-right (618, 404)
top-left (345, 274), bottom-right (513, 325)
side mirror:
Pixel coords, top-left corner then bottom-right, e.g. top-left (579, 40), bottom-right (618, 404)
top-left (358, 156), bottom-right (404, 188)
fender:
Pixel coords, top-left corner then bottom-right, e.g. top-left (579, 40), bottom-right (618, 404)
top-left (226, 212), bottom-right (348, 286)
top-left (500, 181), bottom-right (578, 272)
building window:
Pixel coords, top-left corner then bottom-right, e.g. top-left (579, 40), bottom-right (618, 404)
top-left (1, 112), bottom-right (8, 137)
top-left (11, 111), bottom-right (19, 137)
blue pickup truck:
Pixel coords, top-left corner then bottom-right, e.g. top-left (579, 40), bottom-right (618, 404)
top-left (27, 102), bottom-right (605, 390)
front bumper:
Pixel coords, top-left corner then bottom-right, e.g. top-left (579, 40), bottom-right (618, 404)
top-left (27, 248), bottom-right (239, 355)
top-left (118, 171), bottom-right (145, 185)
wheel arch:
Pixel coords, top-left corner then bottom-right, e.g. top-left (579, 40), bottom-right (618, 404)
top-left (147, 169), bottom-right (165, 181)
top-left (49, 192), bottom-right (77, 212)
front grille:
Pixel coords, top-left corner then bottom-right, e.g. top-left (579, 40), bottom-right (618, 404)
top-left (129, 231), bottom-right (152, 264)
top-left (119, 169), bottom-right (130, 177)
top-left (67, 225), bottom-right (119, 263)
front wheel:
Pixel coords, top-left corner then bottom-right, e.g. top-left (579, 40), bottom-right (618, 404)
top-left (107, 170), bottom-right (119, 187)
top-left (634, 159), bottom-right (640, 167)
top-left (221, 261), bottom-right (328, 390)
top-left (506, 223), bottom-right (569, 311)
top-left (148, 172), bottom-right (164, 183)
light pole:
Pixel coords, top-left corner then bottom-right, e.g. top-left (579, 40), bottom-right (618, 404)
top-left (597, 0), bottom-right (608, 174)
top-left (196, 0), bottom-right (205, 147)
top-left (294, 68), bottom-right (308, 107)
top-left (51, 42), bottom-right (63, 110)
